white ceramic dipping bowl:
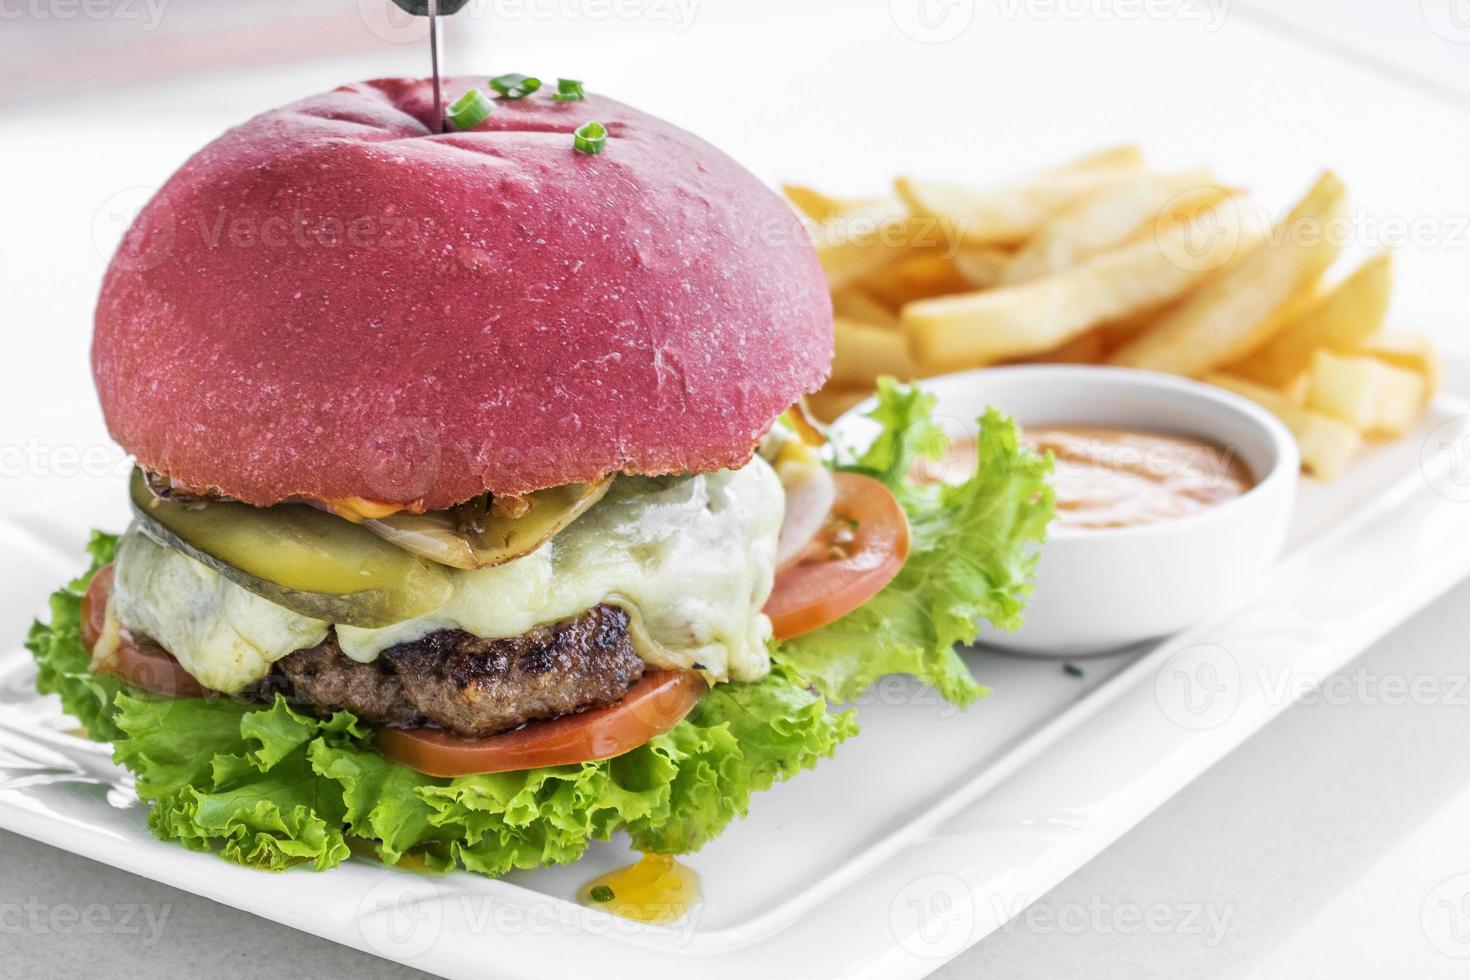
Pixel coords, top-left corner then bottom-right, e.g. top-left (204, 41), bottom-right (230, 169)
top-left (833, 365), bottom-right (1300, 656)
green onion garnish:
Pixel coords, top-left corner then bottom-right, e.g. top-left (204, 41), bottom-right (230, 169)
top-left (573, 121), bottom-right (607, 155)
top-left (490, 73), bottom-right (541, 99)
top-left (446, 88), bottom-right (493, 130)
top-left (589, 885), bottom-right (615, 903)
top-left (1063, 663), bottom-right (1084, 678)
top-left (553, 78), bottom-right (586, 102)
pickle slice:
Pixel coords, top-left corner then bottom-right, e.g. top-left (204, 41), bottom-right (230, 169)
top-left (128, 469), bottom-right (452, 628)
top-left (363, 480), bottom-right (612, 570)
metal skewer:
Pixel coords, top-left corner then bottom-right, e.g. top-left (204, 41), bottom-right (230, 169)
top-left (427, 0), bottom-right (444, 132)
top-left (389, 0), bottom-right (471, 131)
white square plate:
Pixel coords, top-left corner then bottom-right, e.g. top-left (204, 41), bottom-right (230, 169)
top-left (3, 361), bottom-right (1469, 980)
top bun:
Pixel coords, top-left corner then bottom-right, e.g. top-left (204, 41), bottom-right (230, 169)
top-left (93, 78), bottom-right (831, 508)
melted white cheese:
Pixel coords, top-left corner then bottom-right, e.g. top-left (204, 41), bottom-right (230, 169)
top-left (112, 530), bottom-right (330, 693)
top-left (112, 459), bottom-right (784, 692)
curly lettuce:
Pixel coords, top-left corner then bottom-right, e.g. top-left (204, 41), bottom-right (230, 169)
top-left (25, 381), bottom-right (1051, 873)
top-left (29, 583), bottom-right (853, 871)
top-left (776, 379), bottom-right (1054, 705)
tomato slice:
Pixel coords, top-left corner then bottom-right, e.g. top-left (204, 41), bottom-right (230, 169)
top-left (764, 472), bottom-right (909, 640)
top-left (376, 670), bottom-right (707, 777)
top-left (81, 564), bottom-right (211, 699)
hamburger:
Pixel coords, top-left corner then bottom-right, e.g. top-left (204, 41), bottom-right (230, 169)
top-left (28, 76), bottom-right (1053, 876)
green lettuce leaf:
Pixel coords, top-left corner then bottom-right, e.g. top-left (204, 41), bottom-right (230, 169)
top-left (23, 380), bottom-right (1050, 874)
top-left (31, 576), bottom-right (852, 872)
top-left (775, 378), bottom-right (1055, 706)
top-left (26, 531), bottom-right (125, 742)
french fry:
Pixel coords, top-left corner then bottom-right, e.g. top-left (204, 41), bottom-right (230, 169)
top-left (1109, 171), bottom-right (1349, 376)
top-left (895, 168), bottom-right (1152, 249)
top-left (1356, 330), bottom-right (1441, 403)
top-left (1003, 172), bottom-right (1227, 284)
top-left (951, 247), bottom-right (1013, 289)
top-left (807, 385), bottom-right (872, 423)
top-left (1226, 252), bottom-right (1394, 387)
top-left (1206, 373), bottom-right (1363, 480)
top-left (903, 192), bottom-right (1257, 370)
top-left (863, 253), bottom-right (972, 308)
top-left (831, 287), bottom-right (900, 328)
top-left (811, 199), bottom-right (919, 291)
top-left (1051, 144), bottom-right (1147, 174)
top-left (1305, 350), bottom-right (1426, 437)
top-left (783, 185), bottom-right (885, 222)
top-left (1011, 329), bottom-right (1109, 366)
top-left (832, 317), bottom-right (917, 386)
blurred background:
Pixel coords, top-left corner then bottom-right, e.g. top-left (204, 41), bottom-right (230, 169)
top-left (2, 3), bottom-right (1469, 976)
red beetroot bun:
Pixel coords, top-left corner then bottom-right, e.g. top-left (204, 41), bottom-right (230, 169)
top-left (93, 77), bottom-right (832, 508)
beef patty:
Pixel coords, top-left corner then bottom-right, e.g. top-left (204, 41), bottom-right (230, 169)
top-left (261, 604), bottom-right (645, 738)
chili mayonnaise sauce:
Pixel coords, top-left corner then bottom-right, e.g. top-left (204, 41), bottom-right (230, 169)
top-left (915, 426), bottom-right (1254, 530)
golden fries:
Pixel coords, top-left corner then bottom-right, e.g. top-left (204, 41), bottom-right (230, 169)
top-left (831, 287), bottom-right (899, 328)
top-left (950, 247), bottom-right (1014, 289)
top-left (1109, 171), bottom-right (1349, 376)
top-left (1226, 252), bottom-right (1393, 387)
top-left (806, 385), bottom-right (872, 423)
top-left (793, 151), bottom-right (1435, 480)
top-left (1051, 144), bottom-right (1147, 174)
top-left (863, 253), bottom-right (972, 308)
top-left (832, 317), bottom-right (916, 386)
top-left (1304, 350), bottom-right (1425, 437)
top-left (810, 199), bottom-right (920, 291)
top-left (1357, 330), bottom-right (1441, 404)
top-left (904, 192), bottom-right (1254, 370)
top-left (1206, 373), bottom-right (1363, 480)
top-left (1002, 172), bottom-right (1228, 284)
top-left (896, 169), bottom-right (1152, 249)
top-left (783, 185), bottom-right (885, 221)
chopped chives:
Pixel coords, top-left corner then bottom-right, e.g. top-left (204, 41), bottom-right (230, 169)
top-left (445, 88), bottom-right (493, 130)
top-left (589, 885), bottom-right (615, 903)
top-left (1063, 663), bottom-right (1084, 678)
top-left (490, 73), bottom-right (541, 99)
top-left (573, 121), bottom-right (607, 155)
top-left (553, 78), bottom-right (586, 102)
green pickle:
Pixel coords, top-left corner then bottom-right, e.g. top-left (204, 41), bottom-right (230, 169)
top-left (127, 469), bottom-right (453, 628)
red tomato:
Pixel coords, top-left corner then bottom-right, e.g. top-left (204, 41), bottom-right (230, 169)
top-left (376, 670), bottom-right (707, 777)
top-left (81, 565), bottom-right (211, 699)
top-left (764, 472), bottom-right (909, 640)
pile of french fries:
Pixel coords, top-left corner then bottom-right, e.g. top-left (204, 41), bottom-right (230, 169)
top-left (789, 146), bottom-right (1440, 480)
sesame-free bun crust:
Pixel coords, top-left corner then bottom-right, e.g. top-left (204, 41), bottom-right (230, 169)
top-left (93, 78), bottom-right (831, 507)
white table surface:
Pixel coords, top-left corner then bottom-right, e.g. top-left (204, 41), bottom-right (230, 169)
top-left (2, 1), bottom-right (1468, 976)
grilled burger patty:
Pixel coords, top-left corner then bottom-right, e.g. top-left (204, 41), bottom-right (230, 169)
top-left (257, 604), bottom-right (645, 738)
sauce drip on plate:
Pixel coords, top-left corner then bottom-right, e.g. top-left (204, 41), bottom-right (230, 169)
top-left (578, 853), bottom-right (700, 924)
top-left (915, 425), bottom-right (1254, 530)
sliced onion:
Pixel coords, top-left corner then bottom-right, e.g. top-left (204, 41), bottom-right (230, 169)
top-left (775, 463), bottom-right (837, 570)
top-left (364, 479), bottom-right (611, 570)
